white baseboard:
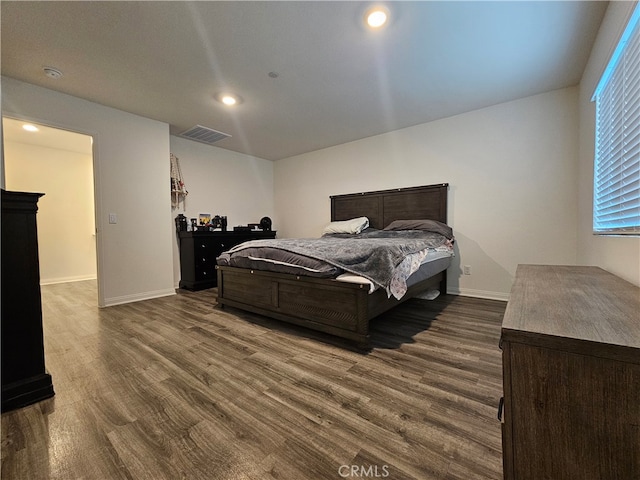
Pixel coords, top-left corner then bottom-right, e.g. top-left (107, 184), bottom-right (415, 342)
top-left (447, 286), bottom-right (510, 302)
top-left (40, 274), bottom-right (97, 285)
top-left (102, 288), bottom-right (176, 307)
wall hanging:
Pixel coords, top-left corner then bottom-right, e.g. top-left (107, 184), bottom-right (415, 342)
top-left (170, 153), bottom-right (188, 210)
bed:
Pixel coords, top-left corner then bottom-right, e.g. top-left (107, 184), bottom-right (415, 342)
top-left (215, 183), bottom-right (451, 349)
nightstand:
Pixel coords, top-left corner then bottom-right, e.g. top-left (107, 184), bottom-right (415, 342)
top-left (178, 230), bottom-right (276, 290)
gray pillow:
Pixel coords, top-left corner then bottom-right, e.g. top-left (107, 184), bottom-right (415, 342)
top-left (383, 219), bottom-right (453, 240)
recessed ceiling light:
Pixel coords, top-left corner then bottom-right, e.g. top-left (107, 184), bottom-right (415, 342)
top-left (366, 6), bottom-right (389, 29)
top-left (215, 92), bottom-right (243, 106)
top-left (222, 95), bottom-right (237, 106)
top-left (22, 124), bottom-right (39, 132)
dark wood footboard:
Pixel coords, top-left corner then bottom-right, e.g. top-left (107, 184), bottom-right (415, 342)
top-left (216, 266), bottom-right (371, 346)
top-left (216, 265), bottom-right (445, 348)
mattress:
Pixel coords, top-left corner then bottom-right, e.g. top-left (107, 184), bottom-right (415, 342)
top-left (217, 229), bottom-right (454, 299)
top-left (334, 249), bottom-right (452, 295)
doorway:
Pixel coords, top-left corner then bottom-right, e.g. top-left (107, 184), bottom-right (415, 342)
top-left (2, 117), bottom-right (98, 299)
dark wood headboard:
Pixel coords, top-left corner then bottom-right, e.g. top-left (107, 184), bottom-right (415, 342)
top-left (330, 183), bottom-right (449, 229)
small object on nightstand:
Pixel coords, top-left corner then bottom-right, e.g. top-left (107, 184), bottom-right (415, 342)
top-left (210, 215), bottom-right (227, 231)
top-left (175, 214), bottom-right (187, 232)
top-left (260, 216), bottom-right (272, 231)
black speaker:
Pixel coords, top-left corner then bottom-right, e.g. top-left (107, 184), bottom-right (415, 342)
top-left (260, 216), bottom-right (272, 231)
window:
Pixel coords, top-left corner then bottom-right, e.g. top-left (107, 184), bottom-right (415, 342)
top-left (592, 4), bottom-right (640, 235)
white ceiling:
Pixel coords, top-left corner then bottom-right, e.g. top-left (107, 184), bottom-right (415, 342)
top-left (1, 1), bottom-right (608, 161)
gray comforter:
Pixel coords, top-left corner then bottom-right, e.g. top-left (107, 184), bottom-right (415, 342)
top-left (217, 229), bottom-right (449, 294)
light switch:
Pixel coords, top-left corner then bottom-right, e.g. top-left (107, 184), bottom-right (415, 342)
top-left (108, 213), bottom-right (117, 224)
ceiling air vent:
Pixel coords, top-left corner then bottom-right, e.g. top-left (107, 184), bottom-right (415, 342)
top-left (179, 125), bottom-right (231, 145)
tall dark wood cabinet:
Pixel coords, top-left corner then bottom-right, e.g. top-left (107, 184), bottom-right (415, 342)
top-left (500, 265), bottom-right (640, 480)
top-left (178, 230), bottom-right (276, 290)
top-left (1, 190), bottom-right (54, 412)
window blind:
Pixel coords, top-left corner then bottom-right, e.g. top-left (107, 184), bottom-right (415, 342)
top-left (592, 5), bottom-right (640, 235)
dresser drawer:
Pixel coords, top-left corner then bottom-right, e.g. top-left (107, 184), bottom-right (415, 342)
top-left (194, 262), bottom-right (216, 281)
top-left (194, 243), bottom-right (219, 262)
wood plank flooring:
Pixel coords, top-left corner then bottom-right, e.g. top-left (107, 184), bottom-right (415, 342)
top-left (1, 281), bottom-right (506, 479)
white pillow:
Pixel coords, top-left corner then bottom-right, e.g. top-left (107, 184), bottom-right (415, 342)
top-left (322, 216), bottom-right (369, 235)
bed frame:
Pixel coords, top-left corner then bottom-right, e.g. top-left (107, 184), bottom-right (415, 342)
top-left (216, 183), bottom-right (449, 348)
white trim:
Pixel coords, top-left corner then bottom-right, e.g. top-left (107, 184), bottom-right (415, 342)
top-left (40, 274), bottom-right (97, 286)
top-left (102, 288), bottom-right (176, 307)
top-left (447, 286), bottom-right (509, 302)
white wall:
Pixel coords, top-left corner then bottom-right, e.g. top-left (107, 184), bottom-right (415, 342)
top-left (169, 135), bottom-right (275, 286)
top-left (4, 140), bottom-right (97, 284)
top-left (275, 88), bottom-right (580, 300)
top-left (577, 1), bottom-right (640, 287)
top-left (2, 77), bottom-right (175, 306)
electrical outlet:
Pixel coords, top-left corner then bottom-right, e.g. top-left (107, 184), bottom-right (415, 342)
top-left (108, 213), bottom-right (117, 224)
top-left (463, 265), bottom-right (472, 275)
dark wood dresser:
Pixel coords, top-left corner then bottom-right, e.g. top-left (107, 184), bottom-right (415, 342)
top-left (178, 230), bottom-right (276, 290)
top-left (1, 190), bottom-right (55, 412)
top-left (500, 264), bottom-right (639, 480)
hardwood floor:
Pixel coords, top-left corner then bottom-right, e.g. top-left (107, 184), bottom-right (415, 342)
top-left (1, 281), bottom-right (506, 480)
